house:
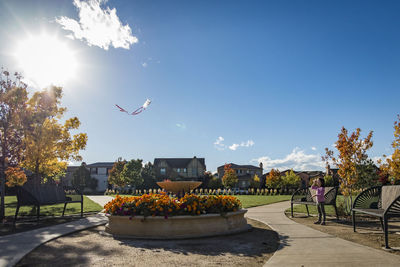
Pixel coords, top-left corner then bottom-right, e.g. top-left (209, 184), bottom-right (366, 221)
top-left (217, 163), bottom-right (263, 189)
top-left (62, 162), bottom-right (114, 192)
top-left (153, 157), bottom-right (206, 181)
top-left (87, 162), bottom-right (114, 191)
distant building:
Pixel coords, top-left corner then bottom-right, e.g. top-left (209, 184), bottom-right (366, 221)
top-left (153, 157), bottom-right (206, 181)
top-left (62, 162), bottom-right (114, 192)
top-left (217, 163), bottom-right (263, 189)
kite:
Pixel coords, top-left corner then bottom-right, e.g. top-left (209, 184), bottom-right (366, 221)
top-left (115, 99), bottom-right (152, 116)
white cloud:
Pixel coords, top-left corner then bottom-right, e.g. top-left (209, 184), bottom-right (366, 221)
top-left (214, 136), bottom-right (226, 150)
top-left (176, 123), bottom-right (186, 130)
top-left (229, 140), bottom-right (255, 151)
top-left (311, 146), bottom-right (317, 151)
top-left (228, 143), bottom-right (240, 151)
top-left (56, 0), bottom-right (138, 50)
top-left (214, 137), bottom-right (255, 151)
top-left (253, 147), bottom-right (325, 171)
top-left (142, 62), bottom-right (148, 68)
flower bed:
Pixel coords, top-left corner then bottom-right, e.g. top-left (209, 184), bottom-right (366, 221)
top-left (104, 193), bottom-right (241, 218)
top-left (104, 193), bottom-right (249, 239)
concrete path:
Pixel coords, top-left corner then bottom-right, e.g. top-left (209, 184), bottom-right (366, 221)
top-left (246, 201), bottom-right (400, 267)
top-left (0, 214), bottom-right (108, 267)
top-left (86, 195), bottom-right (114, 208)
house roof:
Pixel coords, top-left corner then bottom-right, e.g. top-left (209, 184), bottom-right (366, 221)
top-left (86, 162), bottom-right (115, 168)
top-left (154, 157), bottom-right (205, 168)
top-left (217, 163), bottom-right (261, 170)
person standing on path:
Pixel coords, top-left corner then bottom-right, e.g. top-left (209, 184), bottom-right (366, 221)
top-left (311, 178), bottom-right (326, 225)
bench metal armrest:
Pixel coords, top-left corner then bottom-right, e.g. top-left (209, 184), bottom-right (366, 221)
top-left (63, 186), bottom-right (84, 203)
top-left (324, 187), bottom-right (338, 205)
top-left (385, 194), bottom-right (400, 217)
top-left (291, 188), bottom-right (309, 202)
top-left (353, 186), bottom-right (382, 210)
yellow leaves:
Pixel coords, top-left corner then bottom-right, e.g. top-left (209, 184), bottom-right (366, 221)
top-left (64, 117), bottom-right (80, 130)
top-left (222, 164), bottom-right (238, 188)
top-left (379, 115), bottom-right (400, 183)
top-left (21, 87), bottom-right (87, 183)
top-left (5, 167), bottom-right (27, 187)
top-left (266, 169), bottom-right (281, 188)
top-left (324, 126), bottom-right (374, 195)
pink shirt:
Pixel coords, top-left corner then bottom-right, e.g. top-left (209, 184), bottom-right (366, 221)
top-left (311, 186), bottom-right (325, 203)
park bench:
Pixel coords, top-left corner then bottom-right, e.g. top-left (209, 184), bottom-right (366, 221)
top-left (290, 186), bottom-right (339, 219)
top-left (352, 185), bottom-right (400, 249)
top-left (14, 180), bottom-right (83, 225)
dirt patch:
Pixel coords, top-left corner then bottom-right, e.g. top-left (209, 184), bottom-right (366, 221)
top-left (287, 212), bottom-right (400, 255)
top-left (17, 218), bottom-right (279, 267)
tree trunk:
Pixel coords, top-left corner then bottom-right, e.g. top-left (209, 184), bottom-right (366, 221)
top-left (0, 158), bottom-right (6, 222)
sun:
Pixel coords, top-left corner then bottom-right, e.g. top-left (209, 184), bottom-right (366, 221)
top-left (14, 33), bottom-right (78, 88)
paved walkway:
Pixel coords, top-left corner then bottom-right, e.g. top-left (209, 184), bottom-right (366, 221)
top-left (246, 201), bottom-right (400, 267)
top-left (86, 195), bottom-right (114, 208)
top-left (0, 214), bottom-right (108, 267)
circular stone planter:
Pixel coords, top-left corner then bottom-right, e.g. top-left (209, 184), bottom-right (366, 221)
top-left (105, 210), bottom-right (250, 239)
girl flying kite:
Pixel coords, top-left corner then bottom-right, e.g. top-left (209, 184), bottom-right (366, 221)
top-left (115, 99), bottom-right (152, 116)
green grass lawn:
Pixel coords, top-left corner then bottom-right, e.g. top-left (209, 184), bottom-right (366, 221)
top-left (234, 195), bottom-right (292, 208)
top-left (287, 195), bottom-right (345, 216)
top-left (111, 194), bottom-right (292, 209)
top-left (4, 195), bottom-right (103, 217)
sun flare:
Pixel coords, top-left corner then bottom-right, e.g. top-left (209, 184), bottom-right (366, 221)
top-left (14, 33), bottom-right (78, 88)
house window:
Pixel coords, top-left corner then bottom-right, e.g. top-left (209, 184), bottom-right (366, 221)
top-left (247, 170), bottom-right (249, 174)
top-left (160, 168), bottom-right (166, 175)
top-left (177, 168), bottom-right (181, 173)
top-left (183, 168), bottom-right (187, 173)
top-left (90, 168), bottom-right (97, 174)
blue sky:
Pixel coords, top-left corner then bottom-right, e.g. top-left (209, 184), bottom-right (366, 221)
top-left (1, 0), bottom-right (399, 173)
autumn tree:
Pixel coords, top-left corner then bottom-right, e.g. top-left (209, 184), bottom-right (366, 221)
top-left (222, 164), bottom-right (238, 188)
top-left (355, 159), bottom-right (379, 189)
top-left (208, 176), bottom-right (223, 189)
top-left (380, 115), bottom-right (400, 184)
top-left (250, 174), bottom-right (261, 188)
top-left (0, 70), bottom-right (28, 220)
top-left (281, 169), bottom-right (301, 188)
top-left (121, 159), bottom-right (143, 188)
top-left (21, 86), bottom-right (87, 184)
top-left (72, 163), bottom-right (98, 192)
top-left (5, 167), bottom-right (27, 187)
top-left (108, 158), bottom-right (126, 187)
top-left (265, 169), bottom-right (281, 188)
top-left (141, 162), bottom-right (157, 189)
top-left (202, 171), bottom-right (213, 188)
top-left (323, 127), bottom-right (373, 212)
